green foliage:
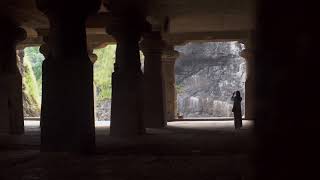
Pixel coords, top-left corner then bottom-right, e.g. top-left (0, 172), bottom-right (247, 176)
top-left (22, 45), bottom-right (143, 104)
top-left (93, 45), bottom-right (116, 100)
top-left (24, 47), bottom-right (44, 94)
top-left (176, 84), bottom-right (184, 93)
top-left (23, 55), bottom-right (41, 112)
top-left (93, 45), bottom-right (145, 101)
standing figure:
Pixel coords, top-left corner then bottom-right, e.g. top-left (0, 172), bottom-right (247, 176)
top-left (231, 91), bottom-right (243, 129)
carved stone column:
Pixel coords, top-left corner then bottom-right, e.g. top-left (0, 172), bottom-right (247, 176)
top-left (88, 50), bottom-right (98, 121)
top-left (162, 46), bottom-right (179, 122)
top-left (36, 0), bottom-right (101, 152)
top-left (39, 35), bottom-right (49, 59)
top-left (241, 39), bottom-right (255, 120)
top-left (105, 2), bottom-right (150, 136)
top-left (88, 51), bottom-right (98, 64)
top-left (140, 32), bottom-right (166, 128)
top-left (0, 18), bottom-right (26, 134)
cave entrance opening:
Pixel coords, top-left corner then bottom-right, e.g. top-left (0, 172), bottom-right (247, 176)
top-left (20, 47), bottom-right (43, 122)
top-left (92, 45), bottom-right (116, 126)
top-left (21, 44), bottom-right (145, 130)
top-left (174, 41), bottom-right (246, 120)
top-left (19, 45), bottom-right (114, 130)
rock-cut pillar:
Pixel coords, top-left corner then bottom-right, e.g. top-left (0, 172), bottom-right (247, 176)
top-left (162, 46), bottom-right (179, 122)
top-left (36, 0), bottom-right (101, 152)
top-left (140, 32), bottom-right (166, 128)
top-left (0, 18), bottom-right (26, 134)
top-left (88, 50), bottom-right (98, 121)
top-left (106, 15), bottom-right (149, 136)
top-left (241, 40), bottom-right (255, 120)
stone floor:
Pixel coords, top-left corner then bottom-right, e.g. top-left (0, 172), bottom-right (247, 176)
top-left (0, 121), bottom-right (255, 180)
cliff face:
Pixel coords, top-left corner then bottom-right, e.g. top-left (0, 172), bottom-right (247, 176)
top-left (175, 42), bottom-right (246, 117)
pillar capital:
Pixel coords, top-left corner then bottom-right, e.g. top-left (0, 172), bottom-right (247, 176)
top-left (103, 0), bottom-right (146, 17)
top-left (239, 31), bottom-right (256, 61)
top-left (240, 48), bottom-right (254, 61)
top-left (106, 16), bottom-right (151, 42)
top-left (36, 0), bottom-right (101, 17)
top-left (162, 46), bottom-right (180, 62)
top-left (140, 32), bottom-right (166, 55)
top-left (13, 27), bottom-right (27, 44)
top-left (36, 0), bottom-right (101, 60)
top-left (39, 35), bottom-right (50, 58)
top-left (39, 44), bottom-right (49, 58)
top-left (104, 0), bottom-right (150, 42)
top-left (0, 17), bottom-right (26, 45)
top-left (88, 50), bottom-right (98, 64)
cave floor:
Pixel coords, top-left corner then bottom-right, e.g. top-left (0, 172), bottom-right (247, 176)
top-left (0, 121), bottom-right (255, 180)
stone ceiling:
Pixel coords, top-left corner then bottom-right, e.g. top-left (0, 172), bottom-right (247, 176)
top-left (1, 0), bottom-right (255, 49)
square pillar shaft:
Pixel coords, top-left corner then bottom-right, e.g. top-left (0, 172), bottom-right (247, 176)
top-left (106, 15), bottom-right (148, 136)
top-left (162, 48), bottom-right (179, 122)
top-left (36, 0), bottom-right (101, 152)
top-left (140, 32), bottom-right (166, 128)
top-left (0, 19), bottom-right (25, 135)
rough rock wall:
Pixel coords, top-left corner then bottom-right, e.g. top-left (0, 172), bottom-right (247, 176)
top-left (96, 100), bottom-right (111, 121)
top-left (175, 42), bottom-right (246, 117)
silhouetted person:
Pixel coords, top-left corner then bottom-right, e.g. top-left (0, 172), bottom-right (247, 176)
top-left (231, 91), bottom-right (242, 129)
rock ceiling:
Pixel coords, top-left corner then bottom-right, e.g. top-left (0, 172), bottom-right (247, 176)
top-left (1, 0), bottom-right (255, 48)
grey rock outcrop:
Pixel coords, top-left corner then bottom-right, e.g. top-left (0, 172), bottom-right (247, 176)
top-left (175, 42), bottom-right (246, 117)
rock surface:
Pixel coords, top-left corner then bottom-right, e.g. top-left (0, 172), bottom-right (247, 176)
top-left (96, 100), bottom-right (111, 121)
top-left (175, 42), bottom-right (246, 117)
top-left (17, 52), bottom-right (41, 117)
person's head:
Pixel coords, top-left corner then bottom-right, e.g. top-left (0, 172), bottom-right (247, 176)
top-left (236, 91), bottom-right (241, 97)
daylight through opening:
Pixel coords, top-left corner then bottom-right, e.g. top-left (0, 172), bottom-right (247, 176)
top-left (174, 41), bottom-right (246, 119)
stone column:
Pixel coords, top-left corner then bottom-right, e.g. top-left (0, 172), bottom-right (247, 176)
top-left (140, 32), bottom-right (166, 128)
top-left (241, 40), bottom-right (255, 120)
top-left (0, 18), bottom-right (26, 135)
top-left (88, 50), bottom-right (98, 121)
top-left (36, 0), bottom-right (101, 152)
top-left (39, 35), bottom-right (49, 59)
top-left (105, 8), bottom-right (149, 136)
top-left (162, 46), bottom-right (179, 122)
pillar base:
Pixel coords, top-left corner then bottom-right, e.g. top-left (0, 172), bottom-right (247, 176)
top-left (110, 71), bottom-right (145, 137)
top-left (0, 73), bottom-right (24, 134)
top-left (41, 59), bottom-right (95, 152)
top-left (245, 78), bottom-right (255, 120)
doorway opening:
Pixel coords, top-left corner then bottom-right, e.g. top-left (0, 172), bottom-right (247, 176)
top-left (19, 47), bottom-right (43, 120)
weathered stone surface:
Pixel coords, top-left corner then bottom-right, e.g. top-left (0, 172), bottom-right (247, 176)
top-left (106, 13), bottom-right (146, 136)
top-left (37, 0), bottom-right (99, 152)
top-left (140, 32), bottom-right (166, 128)
top-left (162, 46), bottom-right (179, 122)
top-left (0, 19), bottom-right (25, 135)
top-left (175, 42), bottom-right (246, 117)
